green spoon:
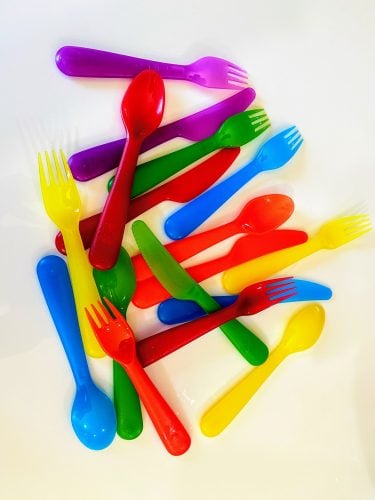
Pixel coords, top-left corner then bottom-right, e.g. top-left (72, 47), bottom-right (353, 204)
top-left (108, 109), bottom-right (270, 194)
top-left (93, 247), bottom-right (143, 440)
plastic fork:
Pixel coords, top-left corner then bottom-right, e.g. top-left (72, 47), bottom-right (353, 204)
top-left (38, 151), bottom-right (104, 357)
top-left (68, 88), bottom-right (255, 181)
top-left (223, 213), bottom-right (372, 294)
top-left (157, 279), bottom-right (333, 325)
top-left (164, 126), bottom-right (303, 240)
top-left (136, 278), bottom-right (298, 367)
top-left (56, 46), bottom-right (249, 90)
top-left (85, 298), bottom-right (191, 456)
top-left (109, 109), bottom-right (271, 197)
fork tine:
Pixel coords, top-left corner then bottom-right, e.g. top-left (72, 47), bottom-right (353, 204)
top-left (60, 150), bottom-right (73, 181)
top-left (287, 131), bottom-right (300, 144)
top-left (97, 300), bottom-right (113, 321)
top-left (52, 150), bottom-right (65, 184)
top-left (283, 126), bottom-right (298, 139)
top-left (291, 137), bottom-right (304, 151)
top-left (269, 285), bottom-right (297, 302)
top-left (45, 151), bottom-right (56, 184)
top-left (85, 307), bottom-right (100, 331)
top-left (342, 225), bottom-right (372, 243)
top-left (103, 297), bottom-right (123, 319)
top-left (345, 220), bottom-right (372, 235)
top-left (38, 152), bottom-right (48, 190)
top-left (226, 81), bottom-right (248, 90)
top-left (265, 278), bottom-right (295, 293)
top-left (227, 63), bottom-right (248, 76)
top-left (91, 303), bottom-right (108, 327)
top-left (270, 290), bottom-right (297, 303)
top-left (227, 72), bottom-right (248, 84)
top-left (255, 121), bottom-right (271, 133)
top-left (250, 114), bottom-right (268, 125)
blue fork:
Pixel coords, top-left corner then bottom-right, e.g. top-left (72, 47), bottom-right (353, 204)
top-left (157, 279), bottom-right (332, 325)
top-left (164, 126), bottom-right (303, 240)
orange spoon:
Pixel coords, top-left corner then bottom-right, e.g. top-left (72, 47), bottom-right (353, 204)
top-left (133, 194), bottom-right (294, 281)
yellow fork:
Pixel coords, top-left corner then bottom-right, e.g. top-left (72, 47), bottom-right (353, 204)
top-left (223, 214), bottom-right (372, 294)
top-left (38, 150), bottom-right (104, 357)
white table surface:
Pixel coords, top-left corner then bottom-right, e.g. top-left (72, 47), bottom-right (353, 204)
top-left (1, 0), bottom-right (375, 499)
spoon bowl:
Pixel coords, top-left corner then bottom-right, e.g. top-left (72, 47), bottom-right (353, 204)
top-left (122, 70), bottom-right (165, 138)
top-left (281, 303), bottom-right (325, 354)
top-left (93, 247), bottom-right (136, 315)
top-left (71, 382), bottom-right (117, 450)
top-left (241, 194), bottom-right (294, 233)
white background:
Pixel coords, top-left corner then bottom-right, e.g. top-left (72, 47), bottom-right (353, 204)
top-left (1, 0), bottom-right (375, 499)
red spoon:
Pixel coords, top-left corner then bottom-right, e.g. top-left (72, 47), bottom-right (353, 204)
top-left (133, 194), bottom-right (294, 281)
top-left (89, 70), bottom-right (165, 270)
top-left (55, 148), bottom-right (240, 256)
top-left (132, 229), bottom-right (308, 308)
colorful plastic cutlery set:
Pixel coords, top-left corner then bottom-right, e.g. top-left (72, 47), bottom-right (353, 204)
top-left (36, 45), bottom-right (372, 455)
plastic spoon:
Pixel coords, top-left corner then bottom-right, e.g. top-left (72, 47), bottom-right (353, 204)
top-left (132, 229), bottom-right (308, 308)
top-left (108, 109), bottom-right (270, 197)
top-left (93, 248), bottom-right (143, 440)
top-left (89, 70), bottom-right (165, 270)
top-left (200, 304), bottom-right (325, 436)
top-left (36, 255), bottom-right (116, 450)
top-left (55, 149), bottom-right (240, 255)
top-left (68, 88), bottom-right (255, 181)
top-left (133, 194), bottom-right (294, 282)
top-left (157, 279), bottom-right (332, 324)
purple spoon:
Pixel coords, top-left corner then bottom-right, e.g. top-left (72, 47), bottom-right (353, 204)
top-left (68, 88), bottom-right (255, 181)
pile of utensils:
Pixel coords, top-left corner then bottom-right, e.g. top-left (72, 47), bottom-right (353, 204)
top-left (36, 45), bottom-right (372, 455)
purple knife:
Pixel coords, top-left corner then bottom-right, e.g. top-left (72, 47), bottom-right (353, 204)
top-left (68, 88), bottom-right (255, 181)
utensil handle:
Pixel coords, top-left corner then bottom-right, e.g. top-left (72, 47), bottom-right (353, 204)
top-left (124, 359), bottom-right (191, 455)
top-left (200, 347), bottom-right (285, 436)
top-left (68, 121), bottom-right (188, 182)
top-left (137, 303), bottom-right (240, 366)
top-left (186, 287), bottom-right (269, 366)
top-left (113, 361), bottom-right (143, 440)
top-left (130, 136), bottom-right (215, 197)
top-left (36, 255), bottom-right (92, 385)
top-left (164, 159), bottom-right (259, 240)
top-left (223, 237), bottom-right (321, 294)
top-left (89, 138), bottom-right (140, 270)
top-left (132, 276), bottom-right (171, 308)
top-left (62, 228), bottom-right (104, 357)
top-left (157, 295), bottom-right (237, 325)
top-left (56, 46), bottom-right (187, 79)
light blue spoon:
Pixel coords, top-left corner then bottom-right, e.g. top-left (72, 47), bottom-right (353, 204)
top-left (164, 126), bottom-right (303, 240)
top-left (37, 255), bottom-right (116, 450)
top-left (157, 279), bottom-right (332, 325)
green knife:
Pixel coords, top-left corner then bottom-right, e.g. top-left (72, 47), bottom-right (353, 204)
top-left (132, 220), bottom-right (269, 365)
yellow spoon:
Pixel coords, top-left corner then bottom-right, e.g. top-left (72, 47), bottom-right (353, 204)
top-left (200, 303), bottom-right (325, 437)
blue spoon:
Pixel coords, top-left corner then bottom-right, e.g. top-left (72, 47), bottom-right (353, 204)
top-left (157, 279), bottom-right (332, 325)
top-left (164, 126), bottom-right (303, 240)
top-left (36, 255), bottom-right (116, 450)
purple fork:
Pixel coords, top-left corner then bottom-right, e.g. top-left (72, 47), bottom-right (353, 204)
top-left (56, 46), bottom-right (248, 89)
top-left (68, 88), bottom-right (255, 181)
